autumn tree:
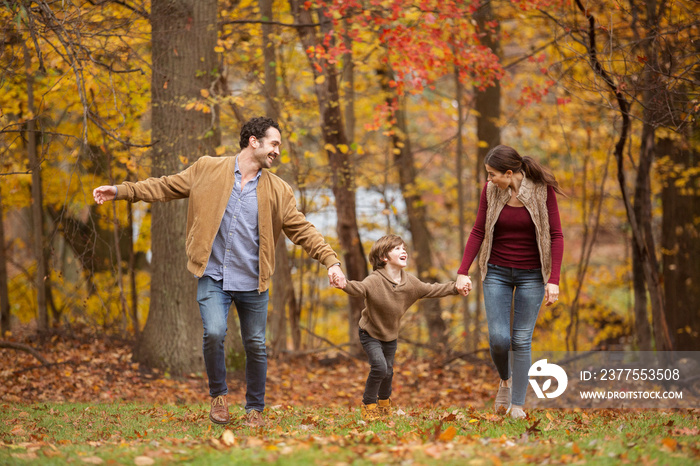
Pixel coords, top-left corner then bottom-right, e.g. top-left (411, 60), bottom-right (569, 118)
top-left (133, 0), bottom-right (222, 374)
top-left (1, 2), bottom-right (154, 334)
top-left (560, 0), bottom-right (698, 350)
top-left (23, 34), bottom-right (50, 331)
top-left (289, 0), bottom-right (369, 348)
top-left (254, 0), bottom-right (302, 356)
top-left (660, 140), bottom-right (699, 351)
top-left (0, 186), bottom-right (9, 335)
top-left (470, 0), bottom-right (502, 351)
top-left (357, 0), bottom-right (502, 350)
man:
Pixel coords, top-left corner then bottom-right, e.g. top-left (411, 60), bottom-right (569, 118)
top-left (93, 117), bottom-right (347, 426)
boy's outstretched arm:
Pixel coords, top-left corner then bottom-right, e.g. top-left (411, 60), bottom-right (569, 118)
top-left (338, 278), bottom-right (368, 298)
top-left (417, 279), bottom-right (459, 299)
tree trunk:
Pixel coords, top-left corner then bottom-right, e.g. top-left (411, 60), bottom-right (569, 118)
top-left (636, 17), bottom-right (672, 350)
top-left (133, 0), bottom-right (220, 375)
top-left (632, 234), bottom-right (652, 350)
top-left (386, 87), bottom-right (448, 349)
top-left (258, 0), bottom-right (295, 356)
top-left (108, 149), bottom-right (129, 336)
top-left (0, 187), bottom-right (10, 336)
top-left (454, 65), bottom-right (469, 352)
top-left (342, 19), bottom-right (355, 143)
top-left (565, 144), bottom-right (611, 351)
top-left (290, 0), bottom-right (368, 350)
top-left (660, 137), bottom-right (699, 351)
top-left (473, 1), bottom-right (501, 352)
top-left (128, 206), bottom-right (139, 338)
top-left (23, 40), bottom-right (49, 332)
top-left (573, 0), bottom-right (672, 351)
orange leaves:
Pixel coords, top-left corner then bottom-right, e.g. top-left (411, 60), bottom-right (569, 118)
top-left (0, 327), bottom-right (203, 406)
top-left (661, 437), bottom-right (678, 451)
top-left (437, 425), bottom-right (457, 442)
top-left (517, 81), bottom-right (556, 107)
top-left (4, 330), bottom-right (700, 464)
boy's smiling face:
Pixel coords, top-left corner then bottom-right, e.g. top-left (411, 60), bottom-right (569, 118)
top-left (384, 243), bottom-right (408, 269)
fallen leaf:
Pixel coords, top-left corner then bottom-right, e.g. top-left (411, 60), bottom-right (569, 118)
top-left (424, 444), bottom-right (443, 459)
top-left (221, 429), bottom-right (235, 446)
top-left (80, 457), bottom-right (103, 464)
top-left (247, 437), bottom-right (264, 447)
top-left (438, 426), bottom-right (457, 442)
top-left (661, 437), bottom-right (678, 451)
top-left (526, 419), bottom-right (541, 435)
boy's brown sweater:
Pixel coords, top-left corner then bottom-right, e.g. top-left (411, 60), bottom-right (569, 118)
top-left (342, 268), bottom-right (458, 341)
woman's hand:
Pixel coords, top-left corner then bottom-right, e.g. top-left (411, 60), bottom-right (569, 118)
top-left (544, 283), bottom-right (559, 306)
top-left (456, 274), bottom-right (472, 296)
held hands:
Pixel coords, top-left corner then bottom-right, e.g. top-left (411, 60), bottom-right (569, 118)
top-left (456, 274), bottom-right (472, 296)
top-left (93, 185), bottom-right (117, 205)
top-left (328, 264), bottom-right (347, 289)
top-left (544, 283), bottom-right (559, 306)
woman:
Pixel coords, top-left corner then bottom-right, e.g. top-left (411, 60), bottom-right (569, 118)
top-left (456, 145), bottom-right (564, 419)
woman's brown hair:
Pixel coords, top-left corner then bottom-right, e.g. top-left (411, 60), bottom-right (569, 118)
top-left (484, 145), bottom-right (564, 195)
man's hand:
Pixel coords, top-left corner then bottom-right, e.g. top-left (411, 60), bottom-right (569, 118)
top-left (456, 274), bottom-right (472, 296)
top-left (93, 185), bottom-right (117, 205)
top-left (328, 264), bottom-right (346, 289)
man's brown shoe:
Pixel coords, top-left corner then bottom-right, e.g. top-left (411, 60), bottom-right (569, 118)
top-left (209, 395), bottom-right (230, 425)
top-left (244, 409), bottom-right (265, 427)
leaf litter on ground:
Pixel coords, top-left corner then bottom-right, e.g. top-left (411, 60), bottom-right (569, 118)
top-left (1, 326), bottom-right (699, 464)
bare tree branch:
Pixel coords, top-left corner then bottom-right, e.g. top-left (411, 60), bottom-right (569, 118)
top-left (0, 341), bottom-right (49, 365)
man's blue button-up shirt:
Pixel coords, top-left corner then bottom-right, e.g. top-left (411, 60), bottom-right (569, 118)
top-left (203, 159), bottom-right (261, 291)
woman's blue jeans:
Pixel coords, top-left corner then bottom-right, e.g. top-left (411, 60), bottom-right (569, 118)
top-left (483, 264), bottom-right (545, 406)
top-left (197, 276), bottom-right (269, 412)
top-left (359, 328), bottom-right (397, 405)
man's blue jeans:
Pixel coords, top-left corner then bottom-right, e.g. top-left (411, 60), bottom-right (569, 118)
top-left (197, 276), bottom-right (269, 412)
top-left (482, 264), bottom-right (545, 406)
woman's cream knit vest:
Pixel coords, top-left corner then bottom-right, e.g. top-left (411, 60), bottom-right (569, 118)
top-left (478, 176), bottom-right (552, 284)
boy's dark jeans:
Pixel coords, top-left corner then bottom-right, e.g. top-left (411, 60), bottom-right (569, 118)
top-left (359, 327), bottom-right (397, 405)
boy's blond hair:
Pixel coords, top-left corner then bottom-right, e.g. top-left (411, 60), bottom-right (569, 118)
top-left (369, 234), bottom-right (405, 271)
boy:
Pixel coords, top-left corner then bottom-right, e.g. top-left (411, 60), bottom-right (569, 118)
top-left (336, 234), bottom-right (458, 421)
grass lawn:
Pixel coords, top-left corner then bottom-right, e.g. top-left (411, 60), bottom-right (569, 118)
top-left (2, 402), bottom-right (698, 465)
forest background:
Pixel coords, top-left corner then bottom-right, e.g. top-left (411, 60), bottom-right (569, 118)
top-left (0, 0), bottom-right (698, 378)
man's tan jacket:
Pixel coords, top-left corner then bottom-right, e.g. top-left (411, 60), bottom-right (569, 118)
top-left (115, 155), bottom-right (340, 291)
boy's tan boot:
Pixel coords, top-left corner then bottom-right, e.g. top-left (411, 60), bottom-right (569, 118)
top-left (360, 403), bottom-right (380, 422)
top-left (377, 398), bottom-right (393, 416)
